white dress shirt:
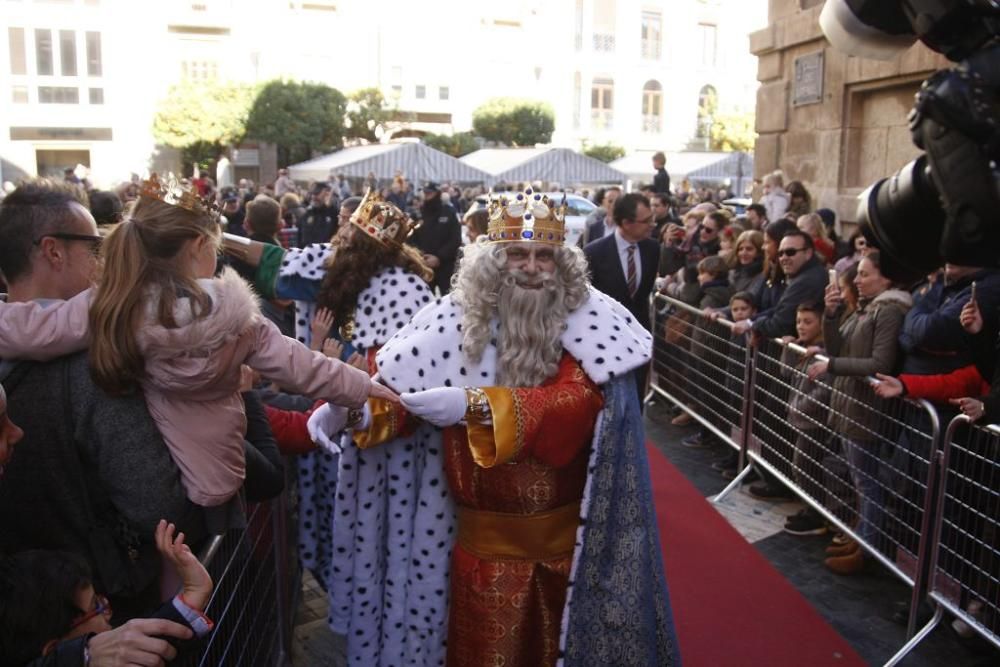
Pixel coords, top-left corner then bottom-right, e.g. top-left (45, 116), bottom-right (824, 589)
top-left (614, 229), bottom-right (642, 289)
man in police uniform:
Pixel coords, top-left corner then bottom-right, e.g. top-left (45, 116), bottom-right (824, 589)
top-left (408, 181), bottom-right (461, 295)
top-left (297, 182), bottom-right (339, 247)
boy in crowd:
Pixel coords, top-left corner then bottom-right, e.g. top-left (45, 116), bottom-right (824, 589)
top-left (712, 291), bottom-right (757, 476)
top-left (0, 521), bottom-right (213, 666)
top-left (782, 302), bottom-right (832, 535)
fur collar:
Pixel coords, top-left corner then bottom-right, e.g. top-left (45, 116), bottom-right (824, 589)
top-left (375, 287), bottom-right (652, 393)
top-left (138, 267), bottom-right (261, 358)
top-left (352, 266), bottom-right (434, 351)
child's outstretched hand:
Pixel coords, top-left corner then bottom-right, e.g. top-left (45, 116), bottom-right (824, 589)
top-left (156, 519), bottom-right (212, 612)
top-left (310, 308), bottom-right (336, 351)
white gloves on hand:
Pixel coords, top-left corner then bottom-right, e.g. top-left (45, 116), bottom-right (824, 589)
top-left (400, 387), bottom-right (467, 427)
top-left (306, 403), bottom-right (372, 454)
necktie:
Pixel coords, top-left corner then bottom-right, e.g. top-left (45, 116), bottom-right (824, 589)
top-left (626, 244), bottom-right (637, 298)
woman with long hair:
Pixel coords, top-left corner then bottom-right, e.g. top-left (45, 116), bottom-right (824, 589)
top-left (806, 249), bottom-right (912, 574)
top-left (727, 229), bottom-right (766, 295)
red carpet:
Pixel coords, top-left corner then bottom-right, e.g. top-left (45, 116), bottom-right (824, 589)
top-left (648, 444), bottom-right (866, 667)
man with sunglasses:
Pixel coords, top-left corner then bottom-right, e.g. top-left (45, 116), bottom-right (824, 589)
top-left (731, 229), bottom-right (827, 340)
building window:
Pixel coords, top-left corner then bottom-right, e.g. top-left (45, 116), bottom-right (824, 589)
top-left (696, 84), bottom-right (717, 138)
top-left (8, 28), bottom-right (26, 75)
top-left (642, 80), bottom-right (662, 133)
top-left (415, 84), bottom-right (425, 99)
top-left (592, 0), bottom-right (615, 53)
top-left (35, 29), bottom-right (53, 75)
top-left (59, 30), bottom-right (77, 76)
top-left (12, 85), bottom-right (29, 104)
top-left (38, 85), bottom-right (79, 104)
top-left (574, 0), bottom-right (583, 51)
top-left (641, 11), bottom-right (661, 60)
top-left (698, 23), bottom-right (717, 66)
top-left (390, 84), bottom-right (402, 99)
top-left (591, 77), bottom-right (614, 130)
top-left (88, 87), bottom-right (103, 104)
top-left (181, 60), bottom-right (218, 81)
top-left (85, 32), bottom-right (102, 76)
top-left (438, 86), bottom-right (449, 100)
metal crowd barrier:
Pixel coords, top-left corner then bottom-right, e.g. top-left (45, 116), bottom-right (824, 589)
top-left (649, 293), bottom-right (751, 453)
top-left (645, 294), bottom-right (1000, 664)
top-left (889, 416), bottom-right (1000, 664)
top-left (176, 496), bottom-right (294, 667)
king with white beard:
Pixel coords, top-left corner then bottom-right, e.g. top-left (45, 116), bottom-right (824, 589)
top-left (309, 189), bottom-right (679, 667)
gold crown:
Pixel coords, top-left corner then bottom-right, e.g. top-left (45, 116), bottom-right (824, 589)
top-left (139, 174), bottom-right (218, 217)
top-left (350, 189), bottom-right (413, 247)
top-left (486, 188), bottom-right (566, 245)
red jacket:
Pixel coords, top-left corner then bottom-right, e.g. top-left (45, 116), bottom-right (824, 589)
top-left (900, 365), bottom-right (990, 402)
top-left (265, 400), bottom-right (324, 455)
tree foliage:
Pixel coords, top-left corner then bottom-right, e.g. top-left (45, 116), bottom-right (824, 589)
top-left (245, 80), bottom-right (347, 165)
top-left (345, 87), bottom-right (392, 144)
top-left (471, 98), bottom-right (555, 147)
top-left (422, 131), bottom-right (479, 158)
top-left (710, 112), bottom-right (757, 152)
top-left (582, 142), bottom-right (625, 163)
top-left (152, 80), bottom-right (253, 151)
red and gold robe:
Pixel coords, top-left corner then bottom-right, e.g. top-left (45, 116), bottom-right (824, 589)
top-left (357, 353), bottom-right (603, 667)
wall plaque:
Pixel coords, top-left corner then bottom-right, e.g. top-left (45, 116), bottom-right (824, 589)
top-left (793, 51), bottom-right (824, 106)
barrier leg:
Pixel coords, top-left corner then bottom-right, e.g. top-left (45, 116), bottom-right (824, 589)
top-left (882, 604), bottom-right (943, 667)
top-left (711, 464), bottom-right (754, 503)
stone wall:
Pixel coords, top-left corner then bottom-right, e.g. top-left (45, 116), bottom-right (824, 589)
top-left (750, 0), bottom-right (949, 226)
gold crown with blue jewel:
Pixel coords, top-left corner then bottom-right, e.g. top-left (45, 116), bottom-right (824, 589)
top-left (486, 188), bottom-right (567, 245)
top-left (351, 188), bottom-right (414, 247)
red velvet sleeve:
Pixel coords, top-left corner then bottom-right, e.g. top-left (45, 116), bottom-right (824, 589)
top-left (264, 400), bottom-right (324, 455)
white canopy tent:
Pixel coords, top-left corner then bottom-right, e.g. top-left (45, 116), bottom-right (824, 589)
top-left (460, 147), bottom-right (626, 186)
top-left (287, 142), bottom-right (492, 185)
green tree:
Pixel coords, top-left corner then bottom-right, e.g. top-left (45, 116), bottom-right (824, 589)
top-left (245, 80), bottom-right (347, 165)
top-left (423, 131), bottom-right (479, 158)
top-left (471, 98), bottom-right (555, 147)
top-left (152, 80), bottom-right (253, 173)
top-left (346, 87), bottom-right (392, 143)
top-left (582, 142), bottom-right (625, 163)
top-left (710, 112), bottom-right (757, 152)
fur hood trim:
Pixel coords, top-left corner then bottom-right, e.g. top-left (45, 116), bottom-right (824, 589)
top-left (138, 267), bottom-right (261, 359)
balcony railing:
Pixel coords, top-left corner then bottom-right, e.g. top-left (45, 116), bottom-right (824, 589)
top-left (592, 32), bottom-right (615, 52)
top-left (641, 39), bottom-right (660, 59)
top-left (591, 109), bottom-right (614, 131)
top-left (642, 114), bottom-right (661, 133)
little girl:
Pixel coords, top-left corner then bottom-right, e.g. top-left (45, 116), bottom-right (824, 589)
top-left (0, 178), bottom-right (397, 509)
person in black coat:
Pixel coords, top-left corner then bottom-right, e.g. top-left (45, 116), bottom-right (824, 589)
top-left (652, 151), bottom-right (671, 194)
top-left (584, 192), bottom-right (659, 399)
top-left (408, 182), bottom-right (461, 295)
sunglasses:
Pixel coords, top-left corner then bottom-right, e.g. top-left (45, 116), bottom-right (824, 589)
top-left (33, 232), bottom-right (103, 255)
top-left (778, 247), bottom-right (807, 257)
top-left (70, 593), bottom-right (112, 629)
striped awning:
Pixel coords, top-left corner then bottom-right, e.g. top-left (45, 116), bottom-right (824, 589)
top-left (287, 142), bottom-right (492, 184)
top-left (610, 150), bottom-right (752, 185)
top-left (461, 148), bottom-right (625, 186)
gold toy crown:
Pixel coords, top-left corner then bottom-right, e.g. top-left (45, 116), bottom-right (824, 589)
top-left (139, 174), bottom-right (218, 218)
top-left (486, 188), bottom-right (566, 245)
top-left (351, 189), bottom-right (414, 247)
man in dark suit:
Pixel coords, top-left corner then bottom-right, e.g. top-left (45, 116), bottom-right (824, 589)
top-left (584, 192), bottom-right (659, 399)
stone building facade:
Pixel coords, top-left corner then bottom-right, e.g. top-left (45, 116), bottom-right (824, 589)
top-left (750, 0), bottom-right (949, 227)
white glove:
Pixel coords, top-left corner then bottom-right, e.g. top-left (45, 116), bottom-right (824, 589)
top-left (400, 387), bottom-right (467, 427)
top-left (307, 403), bottom-right (348, 454)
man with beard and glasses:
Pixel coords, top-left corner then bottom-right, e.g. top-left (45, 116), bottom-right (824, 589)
top-left (306, 188), bottom-right (678, 667)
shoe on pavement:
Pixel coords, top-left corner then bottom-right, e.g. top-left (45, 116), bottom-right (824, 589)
top-left (825, 539), bottom-right (859, 557)
top-left (830, 531), bottom-right (851, 546)
top-left (682, 433), bottom-right (710, 448)
top-left (783, 509), bottom-right (828, 536)
top-left (748, 482), bottom-right (795, 501)
top-left (824, 549), bottom-right (864, 575)
top-left (670, 411), bottom-right (694, 426)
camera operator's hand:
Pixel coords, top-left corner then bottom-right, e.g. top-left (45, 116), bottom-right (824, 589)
top-left (824, 282), bottom-right (842, 316)
top-left (960, 299), bottom-right (983, 335)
